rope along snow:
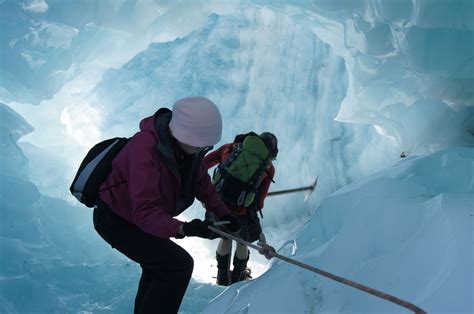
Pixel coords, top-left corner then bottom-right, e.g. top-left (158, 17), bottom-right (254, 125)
top-left (208, 226), bottom-right (426, 314)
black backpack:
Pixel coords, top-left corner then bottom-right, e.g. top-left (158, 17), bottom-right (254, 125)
top-left (70, 137), bottom-right (129, 207)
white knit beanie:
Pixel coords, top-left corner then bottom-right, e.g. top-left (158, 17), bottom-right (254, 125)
top-left (169, 96), bottom-right (222, 147)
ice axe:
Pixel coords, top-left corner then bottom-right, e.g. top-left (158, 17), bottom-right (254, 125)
top-left (267, 176), bottom-right (318, 201)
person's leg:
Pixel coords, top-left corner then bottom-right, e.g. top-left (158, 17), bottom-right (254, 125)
top-left (136, 248), bottom-right (193, 314)
top-left (231, 246), bottom-right (250, 284)
top-left (215, 238), bottom-right (231, 285)
top-left (231, 250), bottom-right (252, 284)
top-left (93, 203), bottom-right (193, 313)
top-left (134, 266), bottom-right (153, 314)
top-left (235, 243), bottom-right (249, 259)
top-left (231, 211), bottom-right (253, 284)
top-left (216, 238), bottom-right (231, 256)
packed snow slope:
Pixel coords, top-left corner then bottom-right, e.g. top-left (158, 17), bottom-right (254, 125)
top-left (1, 0), bottom-right (473, 313)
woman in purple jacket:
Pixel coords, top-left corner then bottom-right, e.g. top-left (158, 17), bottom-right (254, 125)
top-left (93, 97), bottom-right (240, 313)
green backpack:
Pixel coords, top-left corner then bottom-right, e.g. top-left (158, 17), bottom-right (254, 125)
top-left (212, 132), bottom-right (271, 208)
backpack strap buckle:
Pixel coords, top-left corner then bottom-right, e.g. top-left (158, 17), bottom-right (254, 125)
top-left (237, 191), bottom-right (246, 206)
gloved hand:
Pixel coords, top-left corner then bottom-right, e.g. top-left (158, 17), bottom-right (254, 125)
top-left (182, 219), bottom-right (213, 238)
top-left (258, 242), bottom-right (276, 259)
top-left (220, 213), bottom-right (241, 234)
top-left (257, 233), bottom-right (276, 259)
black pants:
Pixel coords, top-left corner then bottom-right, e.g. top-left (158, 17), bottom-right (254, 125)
top-left (93, 200), bottom-right (194, 314)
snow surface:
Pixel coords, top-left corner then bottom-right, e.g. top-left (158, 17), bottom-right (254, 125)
top-left (1, 0), bottom-right (473, 313)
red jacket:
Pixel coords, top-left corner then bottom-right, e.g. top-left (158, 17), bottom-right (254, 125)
top-left (99, 111), bottom-right (229, 239)
top-left (204, 141), bottom-right (275, 215)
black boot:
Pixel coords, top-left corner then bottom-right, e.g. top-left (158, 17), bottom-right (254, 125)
top-left (216, 253), bottom-right (231, 286)
top-left (231, 251), bottom-right (251, 284)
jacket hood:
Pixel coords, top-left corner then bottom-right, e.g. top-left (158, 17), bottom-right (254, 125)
top-left (139, 108), bottom-right (173, 139)
top-left (138, 108), bottom-right (182, 186)
top-left (139, 115), bottom-right (156, 133)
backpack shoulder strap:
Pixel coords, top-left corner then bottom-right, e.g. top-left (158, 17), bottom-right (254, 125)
top-left (219, 142), bottom-right (242, 169)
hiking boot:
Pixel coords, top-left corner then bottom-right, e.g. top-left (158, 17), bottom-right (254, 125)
top-left (216, 253), bottom-right (231, 286)
top-left (231, 251), bottom-right (250, 284)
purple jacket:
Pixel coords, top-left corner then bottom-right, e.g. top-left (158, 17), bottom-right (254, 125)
top-left (99, 110), bottom-right (230, 238)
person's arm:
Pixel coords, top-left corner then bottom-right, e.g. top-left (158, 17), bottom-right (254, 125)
top-left (126, 132), bottom-right (184, 238)
top-left (256, 164), bottom-right (275, 210)
top-left (203, 143), bottom-right (232, 169)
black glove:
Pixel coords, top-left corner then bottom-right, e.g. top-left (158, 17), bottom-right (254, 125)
top-left (220, 214), bottom-right (241, 234)
top-left (182, 219), bottom-right (213, 238)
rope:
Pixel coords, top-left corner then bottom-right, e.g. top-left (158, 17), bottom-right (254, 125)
top-left (208, 226), bottom-right (426, 314)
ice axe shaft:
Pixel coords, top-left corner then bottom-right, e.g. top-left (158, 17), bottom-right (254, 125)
top-left (208, 226), bottom-right (426, 314)
top-left (267, 177), bottom-right (318, 197)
